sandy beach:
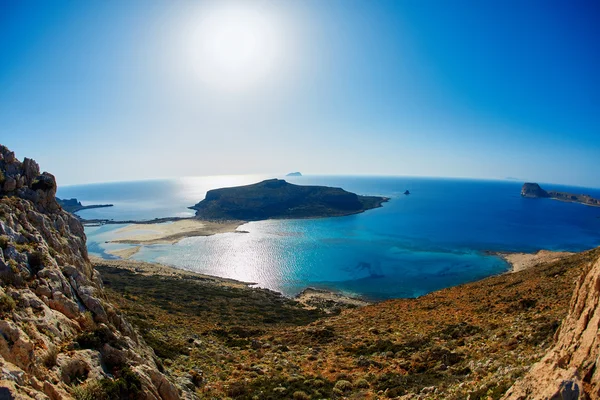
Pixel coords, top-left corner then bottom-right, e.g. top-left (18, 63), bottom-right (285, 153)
top-left (109, 219), bottom-right (244, 245)
top-left (106, 246), bottom-right (141, 259)
top-left (497, 249), bottom-right (574, 273)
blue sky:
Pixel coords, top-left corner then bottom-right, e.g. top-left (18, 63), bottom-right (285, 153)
top-left (0, 0), bottom-right (598, 187)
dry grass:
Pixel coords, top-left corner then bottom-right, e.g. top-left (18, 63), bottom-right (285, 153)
top-left (94, 248), bottom-right (599, 399)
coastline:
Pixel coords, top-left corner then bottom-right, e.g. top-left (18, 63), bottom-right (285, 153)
top-left (90, 256), bottom-right (371, 312)
top-left (549, 197), bottom-right (600, 208)
top-left (489, 249), bottom-right (575, 273)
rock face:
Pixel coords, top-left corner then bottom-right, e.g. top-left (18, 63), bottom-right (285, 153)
top-left (521, 182), bottom-right (550, 198)
top-left (189, 179), bottom-right (388, 221)
top-left (503, 253), bottom-right (600, 399)
top-left (521, 182), bottom-right (600, 207)
top-left (0, 145), bottom-right (184, 399)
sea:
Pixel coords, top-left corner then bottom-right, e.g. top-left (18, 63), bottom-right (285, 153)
top-left (56, 176), bottom-right (600, 301)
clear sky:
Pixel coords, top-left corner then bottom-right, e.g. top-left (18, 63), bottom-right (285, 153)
top-left (1, 0), bottom-right (598, 187)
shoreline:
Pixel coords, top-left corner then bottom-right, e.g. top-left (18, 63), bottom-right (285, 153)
top-left (92, 247), bottom-right (582, 315)
top-left (91, 248), bottom-right (579, 313)
top-left (488, 249), bottom-right (575, 273)
top-left (108, 219), bottom-right (245, 245)
top-left (549, 197), bottom-right (600, 208)
top-left (90, 256), bottom-right (371, 312)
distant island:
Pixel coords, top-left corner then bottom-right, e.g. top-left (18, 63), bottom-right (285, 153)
top-left (286, 171), bottom-right (302, 176)
top-left (189, 179), bottom-right (388, 220)
top-left (521, 183), bottom-right (600, 207)
top-left (56, 197), bottom-right (113, 213)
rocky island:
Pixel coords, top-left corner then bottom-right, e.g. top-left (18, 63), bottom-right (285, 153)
top-left (56, 197), bottom-right (113, 213)
top-left (286, 171), bottom-right (302, 176)
top-left (189, 178), bottom-right (389, 221)
top-left (521, 182), bottom-right (600, 207)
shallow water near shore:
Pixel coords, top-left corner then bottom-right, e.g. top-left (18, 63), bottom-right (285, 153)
top-left (58, 176), bottom-right (600, 300)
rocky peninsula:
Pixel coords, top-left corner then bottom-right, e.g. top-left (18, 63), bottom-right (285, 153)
top-left (189, 178), bottom-right (388, 221)
top-left (521, 182), bottom-right (600, 207)
top-left (56, 197), bottom-right (113, 213)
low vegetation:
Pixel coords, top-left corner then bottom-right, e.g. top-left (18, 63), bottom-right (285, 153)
top-left (94, 248), bottom-right (599, 399)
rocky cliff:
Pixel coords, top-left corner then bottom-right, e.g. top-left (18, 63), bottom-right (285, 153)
top-left (521, 183), bottom-right (550, 198)
top-left (503, 253), bottom-right (600, 399)
top-left (0, 145), bottom-right (183, 399)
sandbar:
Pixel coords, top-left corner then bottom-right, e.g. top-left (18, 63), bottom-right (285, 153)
top-left (109, 219), bottom-right (244, 245)
top-left (106, 246), bottom-right (141, 259)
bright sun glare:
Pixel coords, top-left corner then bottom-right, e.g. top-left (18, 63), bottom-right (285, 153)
top-left (185, 4), bottom-right (283, 91)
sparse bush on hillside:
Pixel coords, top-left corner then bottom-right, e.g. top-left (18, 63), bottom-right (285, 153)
top-left (72, 367), bottom-right (142, 400)
top-left (0, 235), bottom-right (9, 249)
top-left (292, 390), bottom-right (310, 400)
top-left (0, 293), bottom-right (16, 316)
top-left (75, 326), bottom-right (125, 352)
top-left (43, 345), bottom-right (59, 368)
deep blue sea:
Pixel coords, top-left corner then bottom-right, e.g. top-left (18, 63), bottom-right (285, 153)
top-left (57, 176), bottom-right (600, 301)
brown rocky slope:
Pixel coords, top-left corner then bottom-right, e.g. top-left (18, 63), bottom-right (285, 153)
top-left (0, 145), bottom-right (186, 399)
top-left (503, 252), bottom-right (600, 399)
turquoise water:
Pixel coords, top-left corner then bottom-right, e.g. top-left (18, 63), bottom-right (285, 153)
top-left (58, 176), bottom-right (600, 300)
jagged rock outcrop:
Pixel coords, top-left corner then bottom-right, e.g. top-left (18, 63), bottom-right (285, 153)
top-left (0, 145), bottom-right (186, 399)
top-left (503, 252), bottom-right (600, 399)
top-left (521, 182), bottom-right (550, 198)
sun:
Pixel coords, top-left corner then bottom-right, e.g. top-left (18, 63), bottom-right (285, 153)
top-left (184, 4), bottom-right (282, 92)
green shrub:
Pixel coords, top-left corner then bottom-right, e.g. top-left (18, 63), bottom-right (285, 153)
top-left (0, 293), bottom-right (15, 316)
top-left (355, 378), bottom-right (370, 389)
top-left (334, 380), bottom-right (353, 393)
top-left (292, 391), bottom-right (310, 400)
top-left (75, 326), bottom-right (124, 351)
top-left (72, 367), bottom-right (142, 400)
top-left (43, 345), bottom-right (59, 368)
top-left (0, 235), bottom-right (9, 249)
top-left (101, 367), bottom-right (142, 399)
top-left (73, 381), bottom-right (103, 400)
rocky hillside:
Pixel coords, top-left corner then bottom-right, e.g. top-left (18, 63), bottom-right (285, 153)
top-left (95, 243), bottom-right (600, 398)
top-left (503, 253), bottom-right (600, 399)
top-left (189, 179), bottom-right (388, 221)
top-left (0, 145), bottom-right (184, 399)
